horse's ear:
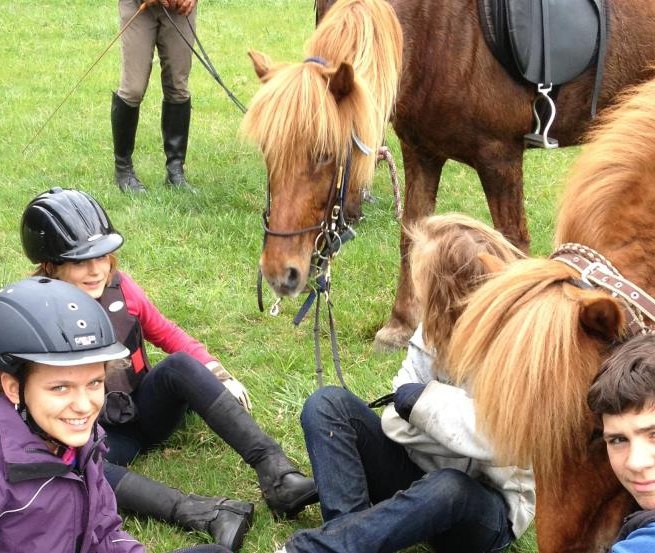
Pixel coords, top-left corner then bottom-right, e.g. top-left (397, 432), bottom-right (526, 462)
top-left (248, 50), bottom-right (273, 81)
top-left (327, 62), bottom-right (355, 103)
top-left (579, 296), bottom-right (624, 342)
top-left (477, 253), bottom-right (507, 274)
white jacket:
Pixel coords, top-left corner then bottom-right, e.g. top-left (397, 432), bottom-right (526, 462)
top-left (380, 326), bottom-right (536, 539)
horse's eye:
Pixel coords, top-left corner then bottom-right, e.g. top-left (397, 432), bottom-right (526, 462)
top-left (313, 152), bottom-right (333, 165)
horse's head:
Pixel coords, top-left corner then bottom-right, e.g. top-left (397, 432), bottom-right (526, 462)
top-left (242, 51), bottom-right (378, 296)
top-left (447, 257), bottom-right (627, 485)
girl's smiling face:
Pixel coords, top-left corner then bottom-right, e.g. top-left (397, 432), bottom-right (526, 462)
top-left (2, 362), bottom-right (106, 448)
top-left (52, 255), bottom-right (112, 299)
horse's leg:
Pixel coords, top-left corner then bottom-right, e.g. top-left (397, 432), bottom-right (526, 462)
top-left (373, 143), bottom-right (445, 351)
top-left (476, 146), bottom-right (530, 252)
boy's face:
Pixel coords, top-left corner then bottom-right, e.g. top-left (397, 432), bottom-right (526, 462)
top-left (53, 255), bottom-right (111, 299)
top-left (3, 362), bottom-right (106, 448)
top-left (603, 406), bottom-right (655, 509)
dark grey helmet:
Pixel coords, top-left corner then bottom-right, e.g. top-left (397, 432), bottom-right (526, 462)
top-left (21, 187), bottom-right (124, 264)
top-left (0, 277), bottom-right (128, 374)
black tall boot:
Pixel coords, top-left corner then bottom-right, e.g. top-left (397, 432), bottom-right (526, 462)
top-left (113, 471), bottom-right (254, 551)
top-left (203, 391), bottom-right (319, 518)
top-left (162, 98), bottom-right (193, 190)
top-left (111, 92), bottom-right (146, 193)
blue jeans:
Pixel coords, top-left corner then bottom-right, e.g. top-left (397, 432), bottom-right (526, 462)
top-left (287, 386), bottom-right (512, 553)
top-left (103, 352), bottom-right (226, 487)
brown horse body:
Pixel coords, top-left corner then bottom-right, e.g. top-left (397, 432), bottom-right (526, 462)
top-left (448, 78), bottom-right (655, 552)
top-left (313, 0), bottom-right (655, 350)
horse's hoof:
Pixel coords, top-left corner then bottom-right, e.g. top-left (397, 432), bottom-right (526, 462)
top-left (373, 322), bottom-right (414, 352)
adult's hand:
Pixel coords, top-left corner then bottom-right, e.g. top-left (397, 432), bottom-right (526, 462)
top-left (393, 383), bottom-right (426, 422)
top-left (174, 0), bottom-right (196, 16)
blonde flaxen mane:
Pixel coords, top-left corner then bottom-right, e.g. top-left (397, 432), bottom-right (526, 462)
top-left (241, 0), bottom-right (402, 194)
top-left (447, 77), bottom-right (655, 486)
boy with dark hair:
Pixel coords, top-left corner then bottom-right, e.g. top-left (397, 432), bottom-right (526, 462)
top-left (588, 334), bottom-right (655, 552)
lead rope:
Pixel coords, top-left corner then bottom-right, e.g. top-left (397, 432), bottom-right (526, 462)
top-left (160, 5), bottom-right (247, 113)
top-left (377, 146), bottom-right (403, 220)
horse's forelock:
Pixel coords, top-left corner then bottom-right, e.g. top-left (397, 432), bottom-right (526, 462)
top-left (447, 259), bottom-right (615, 486)
top-left (242, 62), bottom-right (378, 191)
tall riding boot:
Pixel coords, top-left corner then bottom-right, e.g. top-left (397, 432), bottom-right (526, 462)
top-left (162, 98), bottom-right (193, 190)
top-left (111, 92), bottom-right (146, 193)
top-left (113, 471), bottom-right (254, 551)
top-left (203, 391), bottom-right (319, 518)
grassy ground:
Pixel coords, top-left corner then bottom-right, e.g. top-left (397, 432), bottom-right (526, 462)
top-left (1, 1), bottom-right (581, 551)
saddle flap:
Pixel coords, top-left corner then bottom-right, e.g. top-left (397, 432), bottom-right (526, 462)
top-left (507, 0), bottom-right (600, 85)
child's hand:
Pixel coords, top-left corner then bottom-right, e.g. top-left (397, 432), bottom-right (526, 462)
top-left (224, 377), bottom-right (252, 411)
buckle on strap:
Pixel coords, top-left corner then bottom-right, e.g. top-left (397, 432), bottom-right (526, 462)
top-left (580, 261), bottom-right (614, 286)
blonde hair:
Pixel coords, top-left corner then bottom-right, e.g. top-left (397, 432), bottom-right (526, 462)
top-left (33, 253), bottom-right (119, 281)
top-left (408, 213), bottom-right (523, 358)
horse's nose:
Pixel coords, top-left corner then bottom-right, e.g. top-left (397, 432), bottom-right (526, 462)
top-left (284, 266), bottom-right (301, 291)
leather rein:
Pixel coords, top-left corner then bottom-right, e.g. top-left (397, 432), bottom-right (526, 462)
top-left (551, 243), bottom-right (655, 336)
top-left (256, 144), bottom-right (360, 388)
top-left (256, 133), bottom-right (372, 388)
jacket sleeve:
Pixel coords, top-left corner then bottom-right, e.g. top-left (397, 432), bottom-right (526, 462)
top-left (119, 272), bottom-right (217, 365)
top-left (100, 528), bottom-right (146, 553)
top-left (612, 523), bottom-right (655, 553)
top-left (381, 326), bottom-right (496, 461)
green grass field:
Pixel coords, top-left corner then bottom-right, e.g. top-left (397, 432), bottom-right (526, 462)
top-left (1, 1), bottom-right (583, 551)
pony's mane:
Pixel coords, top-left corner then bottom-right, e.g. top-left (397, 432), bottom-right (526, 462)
top-left (408, 213), bottom-right (524, 359)
top-left (241, 0), bottom-right (402, 193)
top-left (556, 77), bottom-right (655, 248)
top-left (307, 0), bottom-right (403, 139)
top-left (447, 258), bottom-right (624, 484)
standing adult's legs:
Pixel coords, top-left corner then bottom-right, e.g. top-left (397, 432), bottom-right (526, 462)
top-left (157, 4), bottom-right (196, 189)
top-left (113, 0), bottom-right (157, 192)
top-left (300, 386), bottom-right (424, 521)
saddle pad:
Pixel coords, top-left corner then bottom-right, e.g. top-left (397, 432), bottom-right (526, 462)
top-left (507, 0), bottom-right (599, 85)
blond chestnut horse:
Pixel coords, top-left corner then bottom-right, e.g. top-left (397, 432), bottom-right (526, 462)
top-left (246, 0), bottom-right (655, 352)
top-left (448, 79), bottom-right (655, 552)
top-left (242, 0), bottom-right (402, 300)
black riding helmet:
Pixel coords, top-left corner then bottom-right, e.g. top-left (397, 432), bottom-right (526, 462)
top-left (21, 187), bottom-right (124, 264)
top-left (0, 277), bottom-right (128, 375)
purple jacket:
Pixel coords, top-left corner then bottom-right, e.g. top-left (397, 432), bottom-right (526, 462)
top-left (0, 397), bottom-right (145, 553)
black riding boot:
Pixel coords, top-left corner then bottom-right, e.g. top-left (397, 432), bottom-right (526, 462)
top-left (113, 471), bottom-right (254, 551)
top-left (203, 391), bottom-right (319, 518)
top-left (111, 92), bottom-right (146, 193)
top-left (162, 98), bottom-right (193, 190)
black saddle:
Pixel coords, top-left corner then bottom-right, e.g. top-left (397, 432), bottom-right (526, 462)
top-left (479, 0), bottom-right (609, 148)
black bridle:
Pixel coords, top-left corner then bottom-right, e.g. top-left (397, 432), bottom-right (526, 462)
top-left (257, 141), bottom-right (368, 388)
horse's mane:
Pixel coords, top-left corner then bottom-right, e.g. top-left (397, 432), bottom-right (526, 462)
top-left (446, 77), bottom-right (655, 486)
top-left (408, 213), bottom-right (524, 359)
top-left (307, 0), bottom-right (403, 140)
top-left (447, 259), bottom-right (623, 483)
top-left (241, 0), bottom-right (402, 193)
top-left (556, 77), bottom-right (655, 248)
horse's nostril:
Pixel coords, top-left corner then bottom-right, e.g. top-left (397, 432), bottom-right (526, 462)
top-left (286, 267), bottom-right (300, 289)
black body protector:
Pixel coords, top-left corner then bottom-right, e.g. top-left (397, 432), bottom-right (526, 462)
top-left (97, 273), bottom-right (151, 426)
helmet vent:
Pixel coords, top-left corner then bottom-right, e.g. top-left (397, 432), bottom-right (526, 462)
top-left (38, 278), bottom-right (51, 284)
top-left (68, 303), bottom-right (79, 311)
top-left (76, 319), bottom-right (87, 329)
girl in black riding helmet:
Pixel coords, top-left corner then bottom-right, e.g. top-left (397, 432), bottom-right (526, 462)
top-left (0, 277), bottom-right (230, 553)
top-left (20, 188), bottom-right (318, 551)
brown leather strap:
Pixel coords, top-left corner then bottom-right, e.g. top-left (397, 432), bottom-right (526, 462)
top-left (551, 243), bottom-right (655, 336)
